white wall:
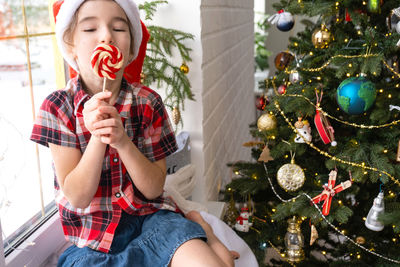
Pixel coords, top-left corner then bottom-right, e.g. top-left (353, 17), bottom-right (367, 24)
top-left (138, 0), bottom-right (255, 203)
top-left (200, 0), bottom-right (255, 201)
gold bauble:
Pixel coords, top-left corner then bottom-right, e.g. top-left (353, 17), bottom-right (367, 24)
top-left (257, 113), bottom-right (277, 131)
top-left (356, 236), bottom-right (366, 245)
top-left (312, 25), bottom-right (332, 49)
top-left (172, 107), bottom-right (181, 125)
top-left (180, 63), bottom-right (189, 74)
top-left (277, 160), bottom-right (305, 191)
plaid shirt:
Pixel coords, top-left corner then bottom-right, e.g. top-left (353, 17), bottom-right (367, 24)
top-left (31, 77), bottom-right (179, 253)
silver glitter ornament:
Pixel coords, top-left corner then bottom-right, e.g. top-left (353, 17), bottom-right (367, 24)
top-left (365, 191), bottom-right (385, 231)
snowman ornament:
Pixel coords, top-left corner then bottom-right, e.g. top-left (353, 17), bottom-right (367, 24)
top-left (235, 206), bottom-right (250, 232)
top-left (294, 118), bottom-right (312, 143)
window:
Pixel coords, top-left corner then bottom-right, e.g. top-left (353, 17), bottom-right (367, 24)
top-left (0, 0), bottom-right (65, 256)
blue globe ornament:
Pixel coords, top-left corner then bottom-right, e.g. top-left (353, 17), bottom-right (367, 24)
top-left (336, 76), bottom-right (376, 115)
top-left (277, 11), bottom-right (295, 32)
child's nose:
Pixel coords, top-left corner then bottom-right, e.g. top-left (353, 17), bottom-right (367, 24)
top-left (100, 28), bottom-right (113, 44)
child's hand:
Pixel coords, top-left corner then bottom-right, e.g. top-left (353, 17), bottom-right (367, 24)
top-left (82, 91), bottom-right (112, 135)
top-left (92, 105), bottom-right (128, 149)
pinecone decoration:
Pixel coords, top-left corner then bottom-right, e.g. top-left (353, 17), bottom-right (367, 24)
top-left (172, 107), bottom-right (181, 125)
top-left (224, 193), bottom-right (239, 227)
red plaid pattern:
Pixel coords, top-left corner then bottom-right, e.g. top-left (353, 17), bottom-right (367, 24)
top-left (31, 77), bottom-right (179, 253)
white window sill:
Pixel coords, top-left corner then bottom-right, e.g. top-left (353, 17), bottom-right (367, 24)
top-left (4, 213), bottom-right (66, 267)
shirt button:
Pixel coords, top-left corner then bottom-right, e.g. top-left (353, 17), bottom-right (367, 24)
top-left (113, 158), bottom-right (118, 163)
top-left (115, 192), bottom-right (121, 198)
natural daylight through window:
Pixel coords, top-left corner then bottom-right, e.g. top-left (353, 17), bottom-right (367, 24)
top-left (0, 0), bottom-right (65, 256)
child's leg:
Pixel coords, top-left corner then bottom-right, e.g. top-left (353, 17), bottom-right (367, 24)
top-left (184, 211), bottom-right (235, 267)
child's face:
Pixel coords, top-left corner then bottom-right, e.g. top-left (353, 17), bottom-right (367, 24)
top-left (70, 0), bottom-right (133, 82)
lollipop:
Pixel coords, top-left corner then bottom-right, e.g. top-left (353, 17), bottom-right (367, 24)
top-left (91, 44), bottom-right (124, 91)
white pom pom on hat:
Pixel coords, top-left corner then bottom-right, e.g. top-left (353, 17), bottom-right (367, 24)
top-left (54, 0), bottom-right (142, 73)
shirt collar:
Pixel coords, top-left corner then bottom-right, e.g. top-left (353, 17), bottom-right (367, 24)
top-left (72, 76), bottom-right (132, 119)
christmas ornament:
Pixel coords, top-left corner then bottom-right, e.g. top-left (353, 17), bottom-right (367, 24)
top-left (258, 145), bottom-right (274, 162)
top-left (314, 91), bottom-right (336, 146)
top-left (274, 51), bottom-right (294, 71)
top-left (336, 76), bottom-right (377, 115)
top-left (284, 217), bottom-right (305, 263)
top-left (294, 117), bottom-right (312, 143)
top-left (276, 158), bottom-right (305, 191)
top-left (234, 206), bottom-right (250, 232)
top-left (180, 62), bottom-right (189, 74)
top-left (224, 193), bottom-right (239, 227)
top-left (278, 84), bottom-right (287, 95)
top-left (356, 236), bottom-right (366, 245)
top-left (310, 224), bottom-right (318, 245)
top-left (255, 95), bottom-right (268, 110)
top-left (242, 140), bottom-right (264, 147)
top-left (140, 71), bottom-right (146, 84)
top-left (387, 7), bottom-right (400, 33)
top-left (312, 170), bottom-right (352, 215)
top-left (397, 140), bottom-right (400, 162)
top-left (367, 0), bottom-right (382, 14)
top-left (289, 70), bottom-right (300, 83)
top-left (365, 191), bottom-right (385, 231)
top-left (172, 106), bottom-right (181, 125)
top-left (257, 113), bottom-right (277, 131)
top-left (314, 110), bottom-right (336, 146)
top-left (312, 24), bottom-right (332, 49)
top-left (267, 9), bottom-right (295, 32)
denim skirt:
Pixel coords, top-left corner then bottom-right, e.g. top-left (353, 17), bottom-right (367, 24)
top-left (58, 210), bottom-right (206, 267)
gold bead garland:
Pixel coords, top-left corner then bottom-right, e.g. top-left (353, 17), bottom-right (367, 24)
top-left (273, 100), bottom-right (400, 187)
top-left (283, 53), bottom-right (400, 78)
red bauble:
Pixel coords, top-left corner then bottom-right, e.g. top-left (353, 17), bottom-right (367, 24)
top-left (278, 84), bottom-right (287, 95)
top-left (256, 95), bottom-right (269, 110)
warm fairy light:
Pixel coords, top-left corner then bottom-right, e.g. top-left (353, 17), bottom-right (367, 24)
top-left (348, 63), bottom-right (352, 67)
top-left (335, 1), bottom-right (339, 6)
top-left (394, 62), bottom-right (397, 66)
top-left (302, 89), bottom-right (305, 93)
top-left (357, 254), bottom-right (361, 259)
top-left (389, 94), bottom-right (392, 98)
top-left (379, 89), bottom-right (384, 93)
top-left (361, 162), bottom-right (365, 167)
top-left (346, 73), bottom-right (351, 77)
top-left (272, 208), bottom-right (276, 212)
top-left (364, 171), bottom-right (368, 175)
top-left (393, 225), bottom-right (396, 228)
top-left (396, 84), bottom-right (400, 88)
top-left (390, 191), bottom-right (395, 197)
top-left (271, 219), bottom-right (274, 222)
top-left (294, 42), bottom-right (298, 47)
top-left (227, 187), bottom-right (232, 192)
top-left (284, 154), bottom-right (289, 158)
top-left (373, 72), bottom-right (377, 75)
top-left (363, 217), bottom-right (366, 221)
top-left (252, 174), bottom-right (258, 180)
top-left (317, 76), bottom-right (321, 80)
top-left (315, 172), bottom-right (318, 176)
top-left (362, 1), bottom-right (366, 5)
top-left (234, 171), bottom-right (240, 175)
top-left (280, 253), bottom-right (285, 257)
top-left (338, 200), bottom-right (342, 205)
top-left (357, 30), bottom-right (362, 35)
top-left (309, 79), bottom-right (312, 83)
top-left (322, 251), bottom-right (327, 255)
top-left (309, 51), bottom-right (313, 56)
top-left (337, 108), bottom-right (340, 111)
top-left (341, 229), bottom-right (346, 234)
top-left (393, 238), bottom-right (397, 242)
top-left (271, 135), bottom-right (276, 140)
top-left (344, 38), bottom-right (348, 42)
top-left (301, 216), bottom-right (307, 220)
top-left (383, 149), bottom-right (388, 153)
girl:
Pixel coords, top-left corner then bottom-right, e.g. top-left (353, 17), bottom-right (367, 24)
top-left (31, 0), bottom-right (235, 266)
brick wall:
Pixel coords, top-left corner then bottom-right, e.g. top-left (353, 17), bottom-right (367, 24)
top-left (200, 0), bottom-right (255, 200)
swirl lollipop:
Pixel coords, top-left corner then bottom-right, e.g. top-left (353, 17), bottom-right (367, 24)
top-left (91, 44), bottom-right (124, 91)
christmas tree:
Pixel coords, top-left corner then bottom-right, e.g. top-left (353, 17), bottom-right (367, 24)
top-left (224, 1), bottom-right (400, 266)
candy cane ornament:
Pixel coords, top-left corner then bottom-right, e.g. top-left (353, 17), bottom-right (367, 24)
top-left (91, 44), bottom-right (124, 91)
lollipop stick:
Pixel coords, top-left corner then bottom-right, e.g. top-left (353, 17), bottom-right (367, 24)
top-left (102, 77), bottom-right (106, 92)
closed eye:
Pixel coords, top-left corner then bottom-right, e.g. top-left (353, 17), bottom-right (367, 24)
top-left (114, 28), bottom-right (126, 32)
top-left (83, 29), bottom-right (96, 32)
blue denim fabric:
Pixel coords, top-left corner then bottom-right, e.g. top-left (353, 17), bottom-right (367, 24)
top-left (58, 210), bottom-right (206, 267)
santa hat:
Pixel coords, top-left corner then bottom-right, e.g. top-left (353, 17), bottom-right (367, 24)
top-left (53, 0), bottom-right (149, 83)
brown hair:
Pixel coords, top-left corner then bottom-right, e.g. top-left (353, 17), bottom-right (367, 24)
top-left (62, 1), bottom-right (134, 55)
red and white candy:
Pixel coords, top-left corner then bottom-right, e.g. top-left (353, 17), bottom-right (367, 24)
top-left (91, 44), bottom-right (124, 80)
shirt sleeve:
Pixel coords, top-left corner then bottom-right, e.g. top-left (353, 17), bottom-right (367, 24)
top-left (30, 91), bottom-right (79, 149)
top-left (141, 93), bottom-right (178, 162)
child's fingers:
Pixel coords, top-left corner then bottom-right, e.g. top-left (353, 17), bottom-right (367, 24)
top-left (84, 92), bottom-right (112, 111)
top-left (97, 105), bottom-right (119, 118)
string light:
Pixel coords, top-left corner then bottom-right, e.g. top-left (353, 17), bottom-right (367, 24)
top-left (263, 164), bottom-right (400, 264)
top-left (273, 99), bottom-right (400, 187)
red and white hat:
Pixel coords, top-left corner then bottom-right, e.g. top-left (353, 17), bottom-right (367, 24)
top-left (53, 0), bottom-right (149, 83)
